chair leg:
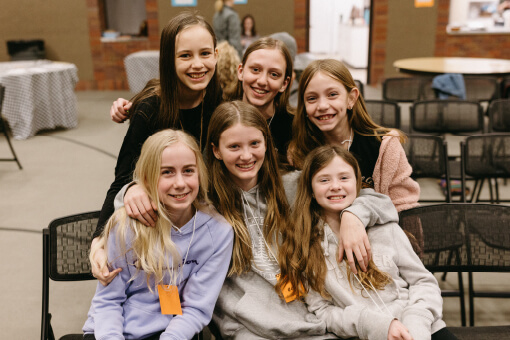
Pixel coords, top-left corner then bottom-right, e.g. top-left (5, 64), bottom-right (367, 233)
top-left (468, 272), bottom-right (475, 327)
top-left (458, 272), bottom-right (466, 327)
top-left (0, 118), bottom-right (22, 170)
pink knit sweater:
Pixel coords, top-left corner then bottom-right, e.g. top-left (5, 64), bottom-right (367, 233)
top-left (372, 131), bottom-right (420, 212)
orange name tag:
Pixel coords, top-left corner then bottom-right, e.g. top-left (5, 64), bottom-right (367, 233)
top-left (276, 274), bottom-right (304, 303)
top-left (157, 285), bottom-right (182, 315)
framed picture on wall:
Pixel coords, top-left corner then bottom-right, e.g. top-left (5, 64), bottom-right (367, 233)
top-left (234, 0), bottom-right (248, 4)
top-left (171, 0), bottom-right (197, 6)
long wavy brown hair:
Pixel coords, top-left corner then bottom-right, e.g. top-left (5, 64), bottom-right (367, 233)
top-left (278, 145), bottom-right (392, 298)
top-left (288, 59), bottom-right (405, 169)
top-left (206, 101), bottom-right (291, 275)
top-left (129, 12), bottom-right (222, 136)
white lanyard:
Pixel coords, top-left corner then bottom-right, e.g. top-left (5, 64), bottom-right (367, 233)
top-left (170, 211), bottom-right (197, 285)
top-left (241, 191), bottom-right (279, 264)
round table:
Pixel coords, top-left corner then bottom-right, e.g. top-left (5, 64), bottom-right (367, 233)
top-left (393, 57), bottom-right (510, 76)
top-left (0, 60), bottom-right (78, 139)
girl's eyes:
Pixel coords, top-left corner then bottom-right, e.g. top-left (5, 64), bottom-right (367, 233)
top-left (201, 51), bottom-right (212, 56)
top-left (306, 96), bottom-right (317, 102)
top-left (328, 92), bottom-right (338, 97)
top-left (161, 169), bottom-right (174, 175)
top-left (184, 168), bottom-right (196, 174)
top-left (270, 72), bottom-right (280, 78)
top-left (251, 140), bottom-right (260, 146)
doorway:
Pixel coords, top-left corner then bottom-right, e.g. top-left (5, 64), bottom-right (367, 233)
top-left (308, 0), bottom-right (370, 82)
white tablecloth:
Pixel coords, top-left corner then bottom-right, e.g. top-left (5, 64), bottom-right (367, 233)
top-left (124, 50), bottom-right (159, 93)
top-left (0, 60), bottom-right (78, 140)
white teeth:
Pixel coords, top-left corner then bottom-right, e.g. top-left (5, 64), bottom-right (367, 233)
top-left (318, 115), bottom-right (334, 120)
top-left (329, 196), bottom-right (344, 200)
top-left (172, 193), bottom-right (188, 199)
top-left (189, 73), bottom-right (205, 78)
top-left (253, 88), bottom-right (267, 94)
top-left (237, 162), bottom-right (254, 169)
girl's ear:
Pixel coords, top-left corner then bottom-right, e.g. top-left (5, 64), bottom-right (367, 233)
top-left (214, 47), bottom-right (219, 60)
top-left (279, 75), bottom-right (290, 93)
top-left (211, 143), bottom-right (222, 160)
top-left (348, 87), bottom-right (360, 109)
top-left (237, 63), bottom-right (244, 81)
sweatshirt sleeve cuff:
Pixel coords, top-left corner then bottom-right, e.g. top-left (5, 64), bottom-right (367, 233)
top-left (358, 309), bottom-right (394, 340)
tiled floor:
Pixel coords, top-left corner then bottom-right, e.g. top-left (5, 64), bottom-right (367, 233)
top-left (1, 87), bottom-right (509, 339)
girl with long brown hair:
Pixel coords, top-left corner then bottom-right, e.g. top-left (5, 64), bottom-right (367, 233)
top-left (288, 59), bottom-right (419, 212)
top-left (206, 101), bottom-right (399, 339)
top-left (281, 145), bottom-right (454, 340)
top-left (92, 11), bottom-right (222, 284)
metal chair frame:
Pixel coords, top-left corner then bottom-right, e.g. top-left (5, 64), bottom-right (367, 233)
top-left (0, 84), bottom-right (22, 169)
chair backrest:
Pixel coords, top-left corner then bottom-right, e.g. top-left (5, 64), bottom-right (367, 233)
top-left (410, 100), bottom-right (483, 135)
top-left (488, 99), bottom-right (510, 132)
top-left (403, 135), bottom-right (451, 202)
top-left (365, 99), bottom-right (401, 129)
top-left (462, 134), bottom-right (510, 180)
top-left (354, 79), bottom-right (364, 98)
top-left (399, 203), bottom-right (510, 272)
top-left (42, 211), bottom-right (99, 340)
top-left (464, 76), bottom-right (499, 103)
top-left (382, 77), bottom-right (425, 102)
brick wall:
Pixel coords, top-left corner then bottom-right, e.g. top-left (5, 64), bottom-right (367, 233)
top-left (80, 0), bottom-right (159, 90)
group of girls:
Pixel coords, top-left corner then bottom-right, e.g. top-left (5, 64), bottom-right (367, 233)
top-left (84, 11), bottom-right (456, 340)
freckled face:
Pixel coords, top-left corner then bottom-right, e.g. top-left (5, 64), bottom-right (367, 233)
top-left (304, 72), bottom-right (358, 136)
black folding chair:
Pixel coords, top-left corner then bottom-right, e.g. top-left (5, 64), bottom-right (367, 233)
top-left (404, 135), bottom-right (452, 203)
top-left (41, 211), bottom-right (98, 340)
top-left (0, 84), bottom-right (22, 169)
top-left (488, 98), bottom-right (510, 133)
top-left (399, 203), bottom-right (510, 327)
top-left (460, 134), bottom-right (510, 203)
top-left (365, 99), bottom-right (401, 129)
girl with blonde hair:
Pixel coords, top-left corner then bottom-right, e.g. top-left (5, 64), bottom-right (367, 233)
top-left (83, 129), bottom-right (233, 340)
top-left (282, 145), bottom-right (454, 340)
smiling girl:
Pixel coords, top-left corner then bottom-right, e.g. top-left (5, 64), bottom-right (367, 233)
top-left (206, 101), bottom-right (399, 339)
top-left (92, 12), bottom-right (223, 285)
top-left (288, 59), bottom-right (419, 212)
top-left (282, 145), bottom-right (454, 340)
top-left (83, 129), bottom-right (233, 340)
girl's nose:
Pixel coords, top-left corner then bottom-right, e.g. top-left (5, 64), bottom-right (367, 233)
top-left (256, 73), bottom-right (268, 86)
top-left (318, 97), bottom-right (329, 110)
top-left (240, 147), bottom-right (252, 160)
top-left (173, 173), bottom-right (185, 188)
top-left (191, 56), bottom-right (204, 68)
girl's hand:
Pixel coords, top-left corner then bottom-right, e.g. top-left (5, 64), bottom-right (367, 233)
top-left (110, 98), bottom-right (132, 123)
top-left (337, 211), bottom-right (372, 274)
top-left (388, 319), bottom-right (413, 340)
top-left (124, 184), bottom-right (158, 227)
top-left (90, 237), bottom-right (122, 286)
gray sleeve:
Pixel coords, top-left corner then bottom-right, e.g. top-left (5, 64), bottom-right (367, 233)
top-left (305, 290), bottom-right (393, 340)
top-left (227, 12), bottom-right (243, 57)
top-left (282, 170), bottom-right (302, 206)
top-left (113, 182), bottom-right (134, 211)
top-left (342, 188), bottom-right (399, 227)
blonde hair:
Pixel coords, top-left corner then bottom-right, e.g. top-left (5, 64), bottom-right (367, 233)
top-left (206, 101), bottom-right (291, 275)
top-left (278, 145), bottom-right (391, 298)
top-left (217, 41), bottom-right (241, 100)
top-left (288, 59), bottom-right (405, 169)
top-left (92, 129), bottom-right (210, 291)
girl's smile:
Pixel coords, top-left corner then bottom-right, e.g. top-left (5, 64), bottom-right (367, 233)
top-left (213, 123), bottom-right (266, 192)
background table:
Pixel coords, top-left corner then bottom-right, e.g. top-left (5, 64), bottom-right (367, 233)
top-left (0, 60), bottom-right (78, 140)
top-left (124, 50), bottom-right (159, 93)
top-left (393, 57), bottom-right (510, 76)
